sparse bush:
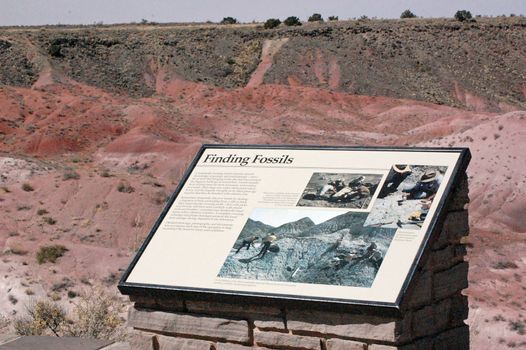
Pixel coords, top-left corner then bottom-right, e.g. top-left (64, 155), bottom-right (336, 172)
top-left (328, 16), bottom-right (339, 21)
top-left (493, 261), bottom-right (518, 269)
top-left (66, 291), bottom-right (122, 339)
top-left (22, 183), bottom-right (34, 192)
top-left (509, 320), bottom-right (525, 335)
top-left (48, 43), bottom-right (63, 58)
top-left (25, 289), bottom-right (35, 296)
top-left (63, 168), bottom-right (80, 180)
top-left (67, 290), bottom-right (78, 299)
top-left (103, 272), bottom-right (119, 286)
top-left (308, 13), bottom-right (323, 22)
top-left (43, 216), bottom-right (57, 225)
top-left (400, 9), bottom-right (417, 18)
top-left (8, 294), bottom-right (18, 305)
top-left (455, 10), bottom-right (473, 22)
top-left (36, 245), bottom-right (68, 264)
top-left (14, 300), bottom-right (66, 336)
top-left (117, 182), bottom-right (134, 193)
top-left (37, 208), bottom-right (48, 216)
top-left (100, 168), bottom-right (111, 177)
top-left (284, 16), bottom-right (302, 26)
top-left (220, 17), bottom-right (238, 25)
top-left (52, 277), bottom-right (74, 292)
top-left (0, 313), bottom-right (9, 330)
top-left (264, 18), bottom-right (281, 29)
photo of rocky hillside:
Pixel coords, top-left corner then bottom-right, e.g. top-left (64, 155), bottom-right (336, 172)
top-left (364, 165), bottom-right (447, 229)
top-left (297, 172), bottom-right (382, 209)
top-left (218, 209), bottom-right (396, 288)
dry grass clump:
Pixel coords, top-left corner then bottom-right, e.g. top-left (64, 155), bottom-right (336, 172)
top-left (14, 290), bottom-right (122, 340)
top-left (36, 245), bottom-right (68, 264)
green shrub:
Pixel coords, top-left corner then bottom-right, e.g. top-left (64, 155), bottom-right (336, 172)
top-left (284, 16), bottom-right (302, 26)
top-left (22, 183), bottom-right (34, 192)
top-left (264, 18), bottom-right (281, 29)
top-left (117, 182), bottom-right (134, 193)
top-left (308, 13), bottom-right (323, 22)
top-left (400, 9), bottom-right (417, 18)
top-left (37, 208), bottom-right (48, 216)
top-left (48, 43), bottom-right (63, 58)
top-left (100, 168), bottom-right (111, 177)
top-left (454, 10), bottom-right (473, 21)
top-left (43, 216), bottom-right (56, 225)
top-left (220, 17), bottom-right (238, 25)
top-left (63, 168), bottom-right (80, 180)
top-left (36, 245), bottom-right (68, 264)
top-left (328, 16), bottom-right (339, 21)
top-left (14, 300), bottom-right (66, 336)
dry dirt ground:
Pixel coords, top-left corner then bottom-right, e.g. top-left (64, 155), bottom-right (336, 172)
top-left (0, 18), bottom-right (525, 349)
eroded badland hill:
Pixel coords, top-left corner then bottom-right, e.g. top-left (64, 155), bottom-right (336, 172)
top-left (0, 17), bottom-right (525, 348)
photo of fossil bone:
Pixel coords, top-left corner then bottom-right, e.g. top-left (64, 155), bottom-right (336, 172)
top-left (297, 173), bottom-right (382, 209)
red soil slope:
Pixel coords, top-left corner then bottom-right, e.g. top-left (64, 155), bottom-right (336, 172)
top-left (0, 60), bottom-right (525, 348)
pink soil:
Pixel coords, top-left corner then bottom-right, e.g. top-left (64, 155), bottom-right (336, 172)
top-left (0, 65), bottom-right (525, 348)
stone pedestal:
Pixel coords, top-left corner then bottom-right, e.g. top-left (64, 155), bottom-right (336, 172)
top-left (125, 174), bottom-right (470, 350)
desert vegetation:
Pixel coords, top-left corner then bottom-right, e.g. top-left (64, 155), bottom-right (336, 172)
top-left (13, 291), bottom-right (122, 339)
top-left (284, 16), bottom-right (302, 26)
top-left (21, 183), bottom-right (34, 192)
top-left (455, 10), bottom-right (473, 22)
top-left (220, 17), bottom-right (238, 25)
top-left (264, 18), bottom-right (281, 29)
top-left (36, 245), bottom-right (68, 264)
top-left (308, 13), bottom-right (323, 22)
top-left (62, 168), bottom-right (80, 180)
top-left (400, 10), bottom-right (417, 19)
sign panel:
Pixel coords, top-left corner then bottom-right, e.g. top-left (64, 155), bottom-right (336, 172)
top-left (119, 145), bottom-right (470, 310)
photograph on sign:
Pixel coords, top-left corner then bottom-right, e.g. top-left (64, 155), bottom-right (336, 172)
top-left (218, 208), bottom-right (396, 288)
top-left (297, 172), bottom-right (382, 209)
top-left (120, 146), bottom-right (466, 307)
top-left (364, 165), bottom-right (447, 230)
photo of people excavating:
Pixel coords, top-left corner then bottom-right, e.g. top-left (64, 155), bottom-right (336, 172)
top-left (217, 209), bottom-right (396, 288)
top-left (297, 173), bottom-right (382, 209)
top-left (364, 165), bottom-right (447, 230)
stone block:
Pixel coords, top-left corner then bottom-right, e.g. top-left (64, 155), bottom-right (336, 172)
top-left (432, 211), bottom-right (469, 250)
top-left (286, 310), bottom-right (411, 344)
top-left (128, 307), bottom-right (250, 344)
top-left (433, 262), bottom-right (469, 300)
top-left (411, 298), bottom-right (451, 338)
top-left (254, 330), bottom-right (321, 350)
top-left (433, 325), bottom-right (469, 350)
top-left (186, 300), bottom-right (282, 317)
top-left (127, 330), bottom-right (154, 350)
top-left (215, 343), bottom-right (273, 350)
top-left (156, 334), bottom-right (212, 350)
top-left (426, 245), bottom-right (466, 272)
top-left (447, 174), bottom-right (469, 212)
top-left (325, 338), bottom-right (365, 350)
top-left (449, 294), bottom-right (469, 327)
top-left (254, 315), bottom-right (287, 331)
top-left (398, 336), bottom-right (434, 350)
top-left (368, 345), bottom-right (398, 350)
top-left (404, 271), bottom-right (433, 309)
top-left (129, 295), bottom-right (185, 312)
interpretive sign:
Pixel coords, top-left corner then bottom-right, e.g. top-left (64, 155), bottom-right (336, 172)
top-left (119, 145), bottom-right (470, 311)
